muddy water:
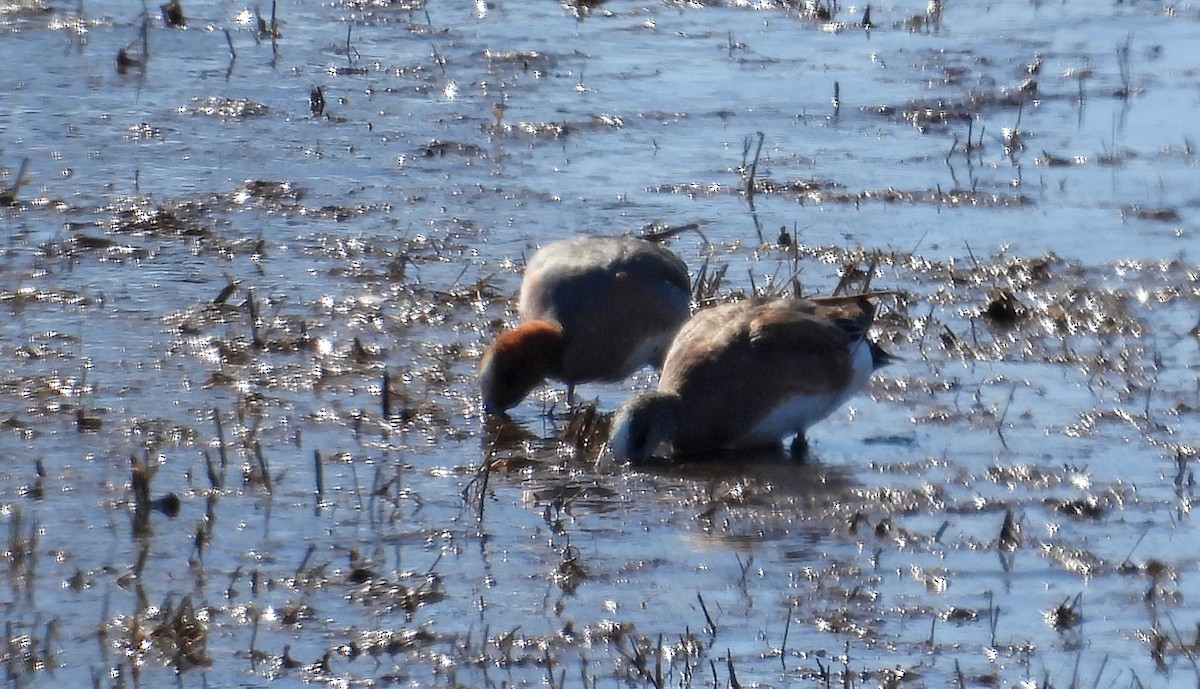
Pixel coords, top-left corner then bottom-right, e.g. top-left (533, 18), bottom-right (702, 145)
top-left (1, 0), bottom-right (1198, 686)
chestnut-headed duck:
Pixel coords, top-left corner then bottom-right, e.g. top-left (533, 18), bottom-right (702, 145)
top-left (480, 236), bottom-right (691, 413)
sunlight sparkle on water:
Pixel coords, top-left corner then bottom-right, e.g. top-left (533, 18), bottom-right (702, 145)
top-left (313, 337), bottom-right (333, 357)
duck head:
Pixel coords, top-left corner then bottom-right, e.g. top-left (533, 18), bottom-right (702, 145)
top-left (607, 390), bottom-right (681, 462)
top-left (479, 320), bottom-right (565, 414)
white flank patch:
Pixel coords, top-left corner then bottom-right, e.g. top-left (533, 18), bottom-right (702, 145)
top-left (844, 338), bottom-right (875, 400)
top-left (738, 338), bottom-right (876, 446)
top-left (739, 392), bottom-right (845, 447)
top-left (615, 332), bottom-right (673, 378)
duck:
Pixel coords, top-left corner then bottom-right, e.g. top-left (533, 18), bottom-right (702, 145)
top-left (608, 294), bottom-right (891, 461)
top-left (480, 235), bottom-right (691, 414)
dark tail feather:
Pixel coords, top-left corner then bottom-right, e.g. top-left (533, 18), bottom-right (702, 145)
top-left (869, 341), bottom-right (897, 369)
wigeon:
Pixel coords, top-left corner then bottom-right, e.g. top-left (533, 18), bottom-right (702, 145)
top-left (480, 236), bottom-right (691, 413)
top-left (608, 295), bottom-right (891, 461)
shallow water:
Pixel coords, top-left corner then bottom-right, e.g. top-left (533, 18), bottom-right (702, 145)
top-left (1, 0), bottom-right (1199, 687)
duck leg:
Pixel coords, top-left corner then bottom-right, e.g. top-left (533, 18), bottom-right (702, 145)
top-left (789, 434), bottom-right (809, 462)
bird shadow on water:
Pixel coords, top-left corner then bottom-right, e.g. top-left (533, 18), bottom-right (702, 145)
top-left (474, 407), bottom-right (864, 525)
top-left (631, 445), bottom-right (853, 491)
top-left (621, 446), bottom-right (875, 554)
